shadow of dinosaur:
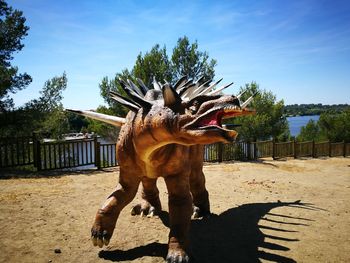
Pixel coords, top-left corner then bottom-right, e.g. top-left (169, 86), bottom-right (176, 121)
top-left (99, 200), bottom-right (319, 263)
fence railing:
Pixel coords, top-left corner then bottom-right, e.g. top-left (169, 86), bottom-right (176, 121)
top-left (0, 136), bottom-right (34, 168)
top-left (0, 135), bottom-right (349, 171)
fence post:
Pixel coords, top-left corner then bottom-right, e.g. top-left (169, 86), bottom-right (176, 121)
top-left (94, 136), bottom-right (101, 169)
top-left (312, 140), bottom-right (316, 158)
top-left (247, 141), bottom-right (251, 160)
top-left (343, 141), bottom-right (346, 157)
top-left (218, 143), bottom-right (223, 163)
top-left (33, 134), bottom-right (42, 171)
top-left (272, 138), bottom-right (276, 160)
top-left (329, 141), bottom-right (332, 157)
top-left (253, 141), bottom-right (257, 160)
top-left (293, 139), bottom-right (297, 159)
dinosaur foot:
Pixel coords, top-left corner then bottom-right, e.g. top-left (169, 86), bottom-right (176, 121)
top-left (166, 241), bottom-right (190, 263)
top-left (91, 198), bottom-right (118, 248)
top-left (192, 206), bottom-right (211, 219)
top-left (166, 251), bottom-right (190, 263)
top-left (130, 202), bottom-right (161, 217)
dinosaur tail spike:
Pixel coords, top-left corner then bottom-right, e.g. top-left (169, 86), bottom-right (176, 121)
top-left (65, 109), bottom-right (126, 127)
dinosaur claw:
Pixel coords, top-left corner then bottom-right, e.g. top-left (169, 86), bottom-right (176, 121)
top-left (92, 237), bottom-right (98, 246)
top-left (97, 239), bottom-right (103, 248)
top-left (166, 254), bottom-right (190, 263)
top-left (103, 238), bottom-right (110, 246)
top-left (102, 230), bottom-right (110, 245)
top-left (147, 211), bottom-right (154, 217)
top-left (130, 204), bottom-right (141, 216)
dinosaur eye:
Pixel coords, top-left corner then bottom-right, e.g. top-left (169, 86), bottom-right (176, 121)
top-left (189, 101), bottom-right (199, 114)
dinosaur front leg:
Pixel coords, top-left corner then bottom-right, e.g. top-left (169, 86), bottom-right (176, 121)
top-left (190, 170), bottom-right (210, 218)
top-left (91, 169), bottom-right (140, 247)
top-left (164, 174), bottom-right (192, 263)
top-left (131, 177), bottom-right (162, 217)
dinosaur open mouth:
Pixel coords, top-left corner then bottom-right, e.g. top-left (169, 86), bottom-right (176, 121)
top-left (185, 106), bottom-right (242, 132)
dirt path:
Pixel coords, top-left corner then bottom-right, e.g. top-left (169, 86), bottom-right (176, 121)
top-left (0, 158), bottom-right (349, 263)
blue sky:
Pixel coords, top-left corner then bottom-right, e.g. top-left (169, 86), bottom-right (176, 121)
top-left (9, 0), bottom-right (350, 109)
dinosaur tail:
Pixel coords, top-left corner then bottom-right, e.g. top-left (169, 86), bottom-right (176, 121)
top-left (65, 109), bottom-right (126, 127)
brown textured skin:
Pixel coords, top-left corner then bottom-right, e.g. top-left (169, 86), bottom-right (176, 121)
top-left (91, 92), bottom-right (252, 262)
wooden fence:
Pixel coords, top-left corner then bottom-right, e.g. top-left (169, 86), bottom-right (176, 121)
top-left (0, 135), bottom-right (117, 171)
top-left (203, 140), bottom-right (349, 162)
top-left (0, 135), bottom-right (349, 171)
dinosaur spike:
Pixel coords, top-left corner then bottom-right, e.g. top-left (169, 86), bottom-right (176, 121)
top-left (182, 79), bottom-right (211, 100)
top-left (136, 78), bottom-right (148, 95)
top-left (237, 90), bottom-right (246, 100)
top-left (241, 93), bottom-right (256, 109)
top-left (195, 75), bottom-right (205, 85)
top-left (119, 79), bottom-right (153, 109)
top-left (66, 109), bottom-right (126, 127)
top-left (162, 83), bottom-right (182, 109)
top-left (153, 77), bottom-right (162, 91)
top-left (127, 79), bottom-right (144, 97)
top-left (109, 91), bottom-right (141, 112)
top-left (183, 79), bottom-right (194, 87)
top-left (197, 78), bottom-right (223, 97)
top-left (174, 76), bottom-right (188, 90)
top-left (208, 82), bottom-right (233, 96)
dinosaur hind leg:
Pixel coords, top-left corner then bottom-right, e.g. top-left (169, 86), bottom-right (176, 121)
top-left (131, 177), bottom-right (162, 217)
top-left (91, 169), bottom-right (140, 247)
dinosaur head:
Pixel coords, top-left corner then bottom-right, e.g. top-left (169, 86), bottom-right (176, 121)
top-left (111, 78), bottom-right (255, 146)
top-left (150, 85), bottom-right (254, 145)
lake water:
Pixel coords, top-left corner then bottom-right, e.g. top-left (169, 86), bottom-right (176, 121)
top-left (287, 115), bottom-right (320, 137)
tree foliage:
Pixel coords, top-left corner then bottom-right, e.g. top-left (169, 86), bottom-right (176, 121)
top-left (298, 109), bottom-right (350, 142)
top-left (228, 82), bottom-right (290, 142)
top-left (96, 35), bottom-right (217, 135)
top-left (133, 44), bottom-right (172, 86)
top-left (0, 73), bottom-right (68, 137)
top-left (171, 36), bottom-right (216, 82)
top-left (0, 0), bottom-right (32, 112)
top-left (285, 103), bottom-right (349, 116)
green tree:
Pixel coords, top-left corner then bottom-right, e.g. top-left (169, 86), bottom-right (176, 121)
top-left (0, 0), bottom-right (32, 112)
top-left (93, 36), bottom-right (217, 139)
top-left (171, 36), bottom-right (216, 82)
top-left (297, 110), bottom-right (350, 142)
top-left (133, 44), bottom-right (172, 86)
top-left (318, 110), bottom-right (350, 142)
top-left (99, 69), bottom-right (132, 117)
top-left (297, 120), bottom-right (325, 142)
top-left (0, 73), bottom-right (68, 137)
top-left (229, 82), bottom-right (290, 142)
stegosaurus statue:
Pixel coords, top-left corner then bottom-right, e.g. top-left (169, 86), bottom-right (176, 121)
top-left (68, 76), bottom-right (254, 263)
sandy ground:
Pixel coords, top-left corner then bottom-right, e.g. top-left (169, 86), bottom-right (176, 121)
top-left (0, 157), bottom-right (349, 263)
